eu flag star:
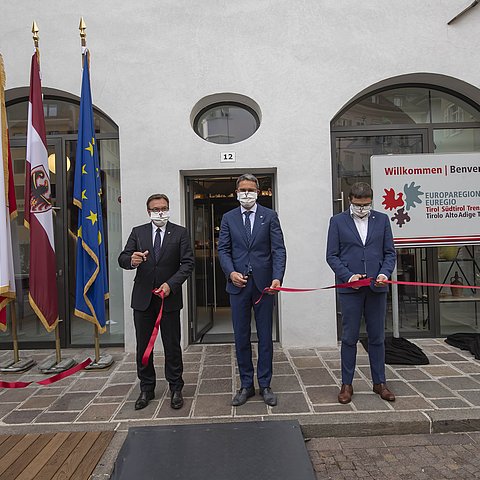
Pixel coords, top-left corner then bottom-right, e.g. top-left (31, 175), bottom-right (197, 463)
top-left (85, 141), bottom-right (94, 156)
top-left (82, 164), bottom-right (87, 175)
top-left (81, 189), bottom-right (87, 200)
top-left (86, 210), bottom-right (98, 225)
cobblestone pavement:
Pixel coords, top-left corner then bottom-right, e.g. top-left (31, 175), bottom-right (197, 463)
top-left (0, 338), bottom-right (480, 427)
top-left (1, 338), bottom-right (480, 478)
top-left (306, 432), bottom-right (480, 479)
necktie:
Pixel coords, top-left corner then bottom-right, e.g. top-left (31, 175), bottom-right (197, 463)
top-left (244, 211), bottom-right (252, 244)
top-left (154, 227), bottom-right (162, 261)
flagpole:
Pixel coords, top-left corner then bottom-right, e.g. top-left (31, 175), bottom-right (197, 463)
top-left (11, 304), bottom-right (19, 363)
top-left (94, 325), bottom-right (100, 363)
top-left (28, 22), bottom-right (75, 374)
top-left (78, 18), bottom-right (113, 370)
top-left (0, 304), bottom-right (37, 373)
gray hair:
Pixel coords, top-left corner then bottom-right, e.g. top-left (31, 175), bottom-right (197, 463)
top-left (236, 173), bottom-right (259, 189)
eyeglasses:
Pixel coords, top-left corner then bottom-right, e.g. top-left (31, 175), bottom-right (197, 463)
top-left (148, 208), bottom-right (169, 213)
top-left (351, 202), bottom-right (372, 208)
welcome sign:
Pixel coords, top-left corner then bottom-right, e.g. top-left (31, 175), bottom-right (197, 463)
top-left (371, 153), bottom-right (480, 247)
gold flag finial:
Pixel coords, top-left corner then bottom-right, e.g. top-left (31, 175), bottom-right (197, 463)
top-left (79, 17), bottom-right (87, 47)
top-left (32, 21), bottom-right (39, 48)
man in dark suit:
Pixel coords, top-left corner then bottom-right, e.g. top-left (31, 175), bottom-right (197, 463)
top-left (326, 182), bottom-right (396, 404)
top-left (118, 194), bottom-right (194, 410)
top-left (218, 174), bottom-right (286, 407)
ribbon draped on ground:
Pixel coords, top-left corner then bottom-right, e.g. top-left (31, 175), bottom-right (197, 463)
top-left (0, 358), bottom-right (92, 389)
top-left (255, 277), bottom-right (480, 304)
top-left (141, 290), bottom-right (165, 366)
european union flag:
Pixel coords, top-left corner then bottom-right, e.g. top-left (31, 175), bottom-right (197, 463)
top-left (73, 52), bottom-right (108, 332)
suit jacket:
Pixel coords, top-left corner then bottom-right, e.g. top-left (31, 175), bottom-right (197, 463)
top-left (118, 221), bottom-right (194, 311)
top-left (218, 204), bottom-right (287, 294)
top-left (326, 209), bottom-right (396, 294)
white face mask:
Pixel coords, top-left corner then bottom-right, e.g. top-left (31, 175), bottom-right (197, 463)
top-left (150, 211), bottom-right (170, 227)
top-left (237, 191), bottom-right (258, 209)
top-left (350, 204), bottom-right (371, 218)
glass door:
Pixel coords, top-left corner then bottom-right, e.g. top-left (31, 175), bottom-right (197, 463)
top-left (186, 175), bottom-right (277, 343)
top-left (331, 130), bottom-right (436, 337)
top-left (189, 195), bottom-right (215, 341)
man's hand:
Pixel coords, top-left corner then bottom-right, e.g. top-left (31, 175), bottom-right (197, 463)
top-left (230, 272), bottom-right (248, 288)
top-left (267, 279), bottom-right (281, 295)
top-left (154, 282), bottom-right (171, 297)
top-left (131, 250), bottom-right (149, 268)
top-left (375, 274), bottom-right (388, 287)
top-left (348, 273), bottom-right (366, 290)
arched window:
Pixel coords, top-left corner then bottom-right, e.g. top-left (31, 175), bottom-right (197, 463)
top-left (330, 80), bottom-right (480, 339)
top-left (3, 90), bottom-right (123, 348)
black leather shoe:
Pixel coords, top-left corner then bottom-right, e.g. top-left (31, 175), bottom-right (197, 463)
top-left (134, 391), bottom-right (155, 410)
top-left (260, 387), bottom-right (277, 406)
top-left (171, 390), bottom-right (184, 409)
top-left (232, 386), bottom-right (255, 406)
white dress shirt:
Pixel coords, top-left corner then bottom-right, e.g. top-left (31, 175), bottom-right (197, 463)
top-left (349, 207), bottom-right (387, 282)
top-left (351, 208), bottom-right (369, 245)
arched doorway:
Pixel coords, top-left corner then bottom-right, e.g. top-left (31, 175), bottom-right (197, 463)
top-left (331, 77), bottom-right (480, 338)
top-left (2, 89), bottom-right (124, 348)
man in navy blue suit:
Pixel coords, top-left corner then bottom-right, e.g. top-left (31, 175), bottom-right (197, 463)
top-left (218, 174), bottom-right (286, 407)
top-left (326, 182), bottom-right (396, 404)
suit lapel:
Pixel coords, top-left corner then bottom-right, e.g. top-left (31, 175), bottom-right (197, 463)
top-left (141, 223), bottom-right (154, 259)
top-left (233, 207), bottom-right (249, 246)
top-left (365, 212), bottom-right (376, 245)
top-left (250, 205), bottom-right (264, 245)
top-left (156, 222), bottom-right (172, 264)
top-left (343, 211), bottom-right (363, 244)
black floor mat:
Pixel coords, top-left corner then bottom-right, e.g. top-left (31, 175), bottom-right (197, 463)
top-left (111, 420), bottom-right (315, 480)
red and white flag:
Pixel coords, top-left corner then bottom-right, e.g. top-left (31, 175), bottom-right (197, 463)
top-left (0, 53), bottom-right (16, 331)
top-left (24, 51), bottom-right (58, 331)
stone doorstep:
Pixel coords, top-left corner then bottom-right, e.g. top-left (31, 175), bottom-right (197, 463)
top-left (89, 408), bottom-right (480, 478)
top-left (5, 407), bottom-right (458, 478)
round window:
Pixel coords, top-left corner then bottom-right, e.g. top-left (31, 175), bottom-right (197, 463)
top-left (193, 102), bottom-right (260, 144)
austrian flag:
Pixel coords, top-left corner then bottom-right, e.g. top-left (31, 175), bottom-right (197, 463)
top-left (0, 54), bottom-right (16, 331)
top-left (24, 51), bottom-right (58, 331)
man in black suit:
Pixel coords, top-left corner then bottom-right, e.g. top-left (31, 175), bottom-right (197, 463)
top-left (118, 194), bottom-right (194, 410)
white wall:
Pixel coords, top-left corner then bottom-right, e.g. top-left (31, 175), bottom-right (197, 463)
top-left (1, 1), bottom-right (479, 351)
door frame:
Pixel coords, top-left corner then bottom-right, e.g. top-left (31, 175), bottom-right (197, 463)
top-left (184, 171), bottom-right (279, 344)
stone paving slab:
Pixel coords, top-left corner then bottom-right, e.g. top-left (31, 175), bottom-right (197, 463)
top-left (0, 339), bottom-right (479, 443)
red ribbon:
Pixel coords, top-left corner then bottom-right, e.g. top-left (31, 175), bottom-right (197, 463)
top-left (384, 279), bottom-right (480, 290)
top-left (142, 290), bottom-right (165, 366)
top-left (255, 277), bottom-right (480, 304)
top-left (255, 278), bottom-right (372, 304)
top-left (0, 358), bottom-right (92, 389)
